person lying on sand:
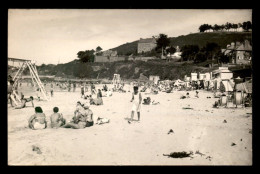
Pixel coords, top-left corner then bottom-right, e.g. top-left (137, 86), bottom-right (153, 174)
top-left (15, 96), bottom-right (34, 109)
top-left (63, 103), bottom-right (94, 129)
top-left (96, 117), bottom-right (110, 125)
top-left (28, 107), bottom-right (47, 130)
top-left (50, 107), bottom-right (66, 128)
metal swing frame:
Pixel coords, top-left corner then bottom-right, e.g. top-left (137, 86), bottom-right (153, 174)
top-left (8, 58), bottom-right (49, 104)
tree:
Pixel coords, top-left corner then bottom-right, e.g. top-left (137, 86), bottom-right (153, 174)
top-left (155, 34), bottom-right (171, 58)
top-left (225, 22), bottom-right (232, 31)
top-left (166, 46), bottom-right (176, 55)
top-left (77, 49), bottom-right (95, 63)
top-left (219, 53), bottom-right (230, 63)
top-left (199, 24), bottom-right (207, 32)
top-left (199, 24), bottom-right (212, 32)
top-left (181, 45), bottom-right (199, 61)
top-left (213, 24), bottom-right (220, 32)
top-left (96, 46), bottom-right (102, 53)
top-left (242, 21), bottom-right (252, 31)
top-left (205, 42), bottom-right (221, 60)
top-left (155, 34), bottom-right (171, 50)
top-left (219, 24), bottom-right (225, 31)
top-left (232, 23), bottom-right (238, 32)
top-left (194, 51), bottom-right (207, 63)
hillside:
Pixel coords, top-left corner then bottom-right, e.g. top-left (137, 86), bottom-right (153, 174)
top-left (110, 32), bottom-right (252, 55)
top-left (170, 32), bottom-right (252, 48)
top-left (34, 60), bottom-right (212, 81)
top-left (110, 40), bottom-right (138, 56)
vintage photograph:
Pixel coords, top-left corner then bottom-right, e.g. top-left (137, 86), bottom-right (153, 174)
top-left (8, 9), bottom-right (252, 165)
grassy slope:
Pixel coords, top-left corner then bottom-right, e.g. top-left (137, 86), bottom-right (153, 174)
top-left (35, 60), bottom-right (218, 81)
top-left (110, 32), bottom-right (252, 55)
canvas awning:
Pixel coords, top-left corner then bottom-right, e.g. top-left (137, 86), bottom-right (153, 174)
top-left (235, 80), bottom-right (252, 93)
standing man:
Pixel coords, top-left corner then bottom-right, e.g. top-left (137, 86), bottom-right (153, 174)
top-left (80, 83), bottom-right (85, 98)
top-left (50, 82), bottom-right (54, 97)
top-left (73, 82), bottom-right (76, 92)
top-left (129, 86), bottom-right (142, 123)
top-left (68, 82), bottom-right (71, 92)
top-left (91, 83), bottom-right (96, 95)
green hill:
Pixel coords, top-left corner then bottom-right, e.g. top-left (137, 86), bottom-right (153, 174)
top-left (110, 32), bottom-right (252, 55)
top-left (170, 32), bottom-right (252, 48)
top-left (110, 40), bottom-right (139, 56)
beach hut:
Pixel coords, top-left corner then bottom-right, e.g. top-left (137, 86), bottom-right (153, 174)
top-left (149, 75), bottom-right (160, 85)
top-left (191, 73), bottom-right (197, 81)
top-left (199, 73), bottom-right (206, 80)
top-left (212, 67), bottom-right (233, 80)
top-left (205, 73), bottom-right (211, 81)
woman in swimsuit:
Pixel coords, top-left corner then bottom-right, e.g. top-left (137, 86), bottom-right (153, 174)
top-left (28, 107), bottom-right (47, 130)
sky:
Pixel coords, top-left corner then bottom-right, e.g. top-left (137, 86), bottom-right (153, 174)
top-left (8, 9), bottom-right (252, 65)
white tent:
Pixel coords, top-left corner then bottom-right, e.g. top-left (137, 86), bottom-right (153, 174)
top-left (220, 80), bottom-right (233, 92)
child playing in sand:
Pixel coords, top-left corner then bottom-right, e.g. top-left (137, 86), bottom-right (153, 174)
top-left (50, 107), bottom-right (66, 128)
top-left (129, 86), bottom-right (142, 123)
top-left (28, 107), bottom-right (47, 130)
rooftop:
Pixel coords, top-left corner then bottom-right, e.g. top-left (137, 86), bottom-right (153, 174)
top-left (138, 38), bottom-right (157, 44)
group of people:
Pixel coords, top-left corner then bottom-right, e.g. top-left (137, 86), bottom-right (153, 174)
top-left (28, 101), bottom-right (94, 130)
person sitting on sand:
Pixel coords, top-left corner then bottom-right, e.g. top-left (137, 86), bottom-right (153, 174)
top-left (28, 107), bottom-right (47, 130)
top-left (50, 107), bottom-right (66, 128)
top-left (103, 84), bottom-right (108, 92)
top-left (63, 103), bottom-right (94, 129)
top-left (129, 86), bottom-right (142, 123)
top-left (73, 101), bottom-right (85, 118)
top-left (186, 92), bottom-right (190, 98)
top-left (15, 96), bottom-right (34, 109)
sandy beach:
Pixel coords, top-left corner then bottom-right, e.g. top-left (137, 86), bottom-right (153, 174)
top-left (8, 85), bottom-right (252, 165)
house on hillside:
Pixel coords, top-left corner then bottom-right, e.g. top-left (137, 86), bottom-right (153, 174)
top-left (137, 38), bottom-right (157, 54)
top-left (102, 49), bottom-right (118, 56)
top-left (235, 40), bottom-right (252, 65)
top-left (222, 40), bottom-right (252, 65)
top-left (166, 46), bottom-right (182, 60)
